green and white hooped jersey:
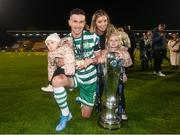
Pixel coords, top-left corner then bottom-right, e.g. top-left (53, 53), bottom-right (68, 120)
top-left (69, 30), bottom-right (100, 85)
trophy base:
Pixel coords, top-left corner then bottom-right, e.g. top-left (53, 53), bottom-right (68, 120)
top-left (98, 114), bottom-right (122, 130)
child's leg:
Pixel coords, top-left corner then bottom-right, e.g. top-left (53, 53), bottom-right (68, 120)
top-left (117, 83), bottom-right (125, 113)
top-left (117, 82), bottom-right (128, 120)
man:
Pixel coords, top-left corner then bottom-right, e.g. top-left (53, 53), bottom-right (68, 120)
top-left (152, 23), bottom-right (167, 76)
top-left (51, 8), bottom-right (100, 131)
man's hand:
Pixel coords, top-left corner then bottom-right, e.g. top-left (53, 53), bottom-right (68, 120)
top-left (76, 58), bottom-right (96, 70)
top-left (55, 58), bottom-right (64, 67)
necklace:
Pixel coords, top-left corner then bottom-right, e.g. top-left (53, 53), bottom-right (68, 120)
top-left (72, 32), bottom-right (84, 59)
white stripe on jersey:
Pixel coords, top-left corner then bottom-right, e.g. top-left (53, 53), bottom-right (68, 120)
top-left (76, 76), bottom-right (97, 85)
top-left (76, 69), bottom-right (97, 79)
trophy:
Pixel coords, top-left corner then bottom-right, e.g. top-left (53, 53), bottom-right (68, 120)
top-left (98, 52), bottom-right (123, 130)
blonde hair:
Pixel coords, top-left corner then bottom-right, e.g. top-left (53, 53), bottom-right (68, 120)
top-left (117, 27), bottom-right (131, 48)
top-left (105, 24), bottom-right (117, 38)
top-left (106, 29), bottom-right (123, 49)
top-left (90, 9), bottom-right (111, 36)
top-left (117, 27), bottom-right (124, 32)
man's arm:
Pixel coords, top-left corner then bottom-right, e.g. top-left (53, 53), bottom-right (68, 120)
top-left (76, 33), bottom-right (101, 69)
top-left (76, 51), bottom-right (101, 70)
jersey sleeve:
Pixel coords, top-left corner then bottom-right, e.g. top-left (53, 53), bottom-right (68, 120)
top-left (92, 33), bottom-right (101, 52)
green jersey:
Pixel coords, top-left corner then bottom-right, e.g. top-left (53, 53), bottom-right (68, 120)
top-left (69, 30), bottom-right (100, 85)
top-left (69, 30), bottom-right (100, 106)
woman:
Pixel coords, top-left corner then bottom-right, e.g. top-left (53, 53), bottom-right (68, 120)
top-left (168, 33), bottom-right (180, 70)
top-left (90, 9), bottom-right (114, 112)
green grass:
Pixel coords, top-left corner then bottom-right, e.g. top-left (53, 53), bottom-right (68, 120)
top-left (0, 52), bottom-right (180, 134)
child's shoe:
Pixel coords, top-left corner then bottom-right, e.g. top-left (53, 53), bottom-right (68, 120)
top-left (121, 110), bottom-right (128, 120)
top-left (41, 84), bottom-right (53, 92)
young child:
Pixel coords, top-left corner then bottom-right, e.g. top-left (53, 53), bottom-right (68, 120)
top-left (101, 31), bottom-right (132, 68)
top-left (99, 30), bottom-right (130, 120)
top-left (41, 33), bottom-right (75, 92)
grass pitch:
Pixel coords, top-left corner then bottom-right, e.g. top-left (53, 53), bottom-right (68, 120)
top-left (0, 52), bottom-right (180, 134)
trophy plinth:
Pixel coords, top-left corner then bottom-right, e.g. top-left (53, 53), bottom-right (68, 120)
top-left (98, 52), bottom-right (122, 130)
top-left (98, 96), bottom-right (121, 130)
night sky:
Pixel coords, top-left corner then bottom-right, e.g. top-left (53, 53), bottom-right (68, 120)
top-left (1, 0), bottom-right (180, 31)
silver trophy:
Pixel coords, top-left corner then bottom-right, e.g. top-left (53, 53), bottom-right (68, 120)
top-left (98, 52), bottom-right (123, 130)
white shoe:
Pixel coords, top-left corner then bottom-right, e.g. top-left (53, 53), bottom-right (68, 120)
top-left (69, 88), bottom-right (74, 91)
top-left (121, 112), bottom-right (128, 120)
top-left (157, 71), bottom-right (166, 77)
top-left (41, 84), bottom-right (53, 92)
top-left (153, 71), bottom-right (157, 75)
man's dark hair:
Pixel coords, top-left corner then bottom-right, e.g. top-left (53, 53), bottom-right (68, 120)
top-left (158, 23), bottom-right (166, 28)
top-left (70, 8), bottom-right (86, 17)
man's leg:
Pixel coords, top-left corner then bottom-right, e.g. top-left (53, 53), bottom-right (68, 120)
top-left (117, 83), bottom-right (128, 120)
top-left (81, 105), bottom-right (93, 118)
top-left (52, 75), bottom-right (74, 131)
top-left (153, 51), bottom-right (159, 73)
top-left (76, 82), bottom-right (96, 118)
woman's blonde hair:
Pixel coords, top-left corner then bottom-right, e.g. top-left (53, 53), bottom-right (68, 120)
top-left (117, 27), bottom-right (131, 48)
top-left (90, 9), bottom-right (111, 36)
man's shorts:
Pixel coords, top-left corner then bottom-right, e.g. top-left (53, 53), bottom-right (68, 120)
top-left (74, 77), bottom-right (97, 107)
top-left (50, 67), bottom-right (97, 107)
top-left (49, 67), bottom-right (64, 84)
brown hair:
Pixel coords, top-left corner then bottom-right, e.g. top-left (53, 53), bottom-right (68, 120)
top-left (90, 9), bottom-right (111, 35)
top-left (69, 8), bottom-right (86, 17)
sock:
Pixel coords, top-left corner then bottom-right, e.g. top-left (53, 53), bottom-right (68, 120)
top-left (53, 87), bottom-right (70, 116)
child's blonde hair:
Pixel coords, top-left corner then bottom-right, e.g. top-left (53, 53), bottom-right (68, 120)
top-left (106, 29), bottom-right (123, 49)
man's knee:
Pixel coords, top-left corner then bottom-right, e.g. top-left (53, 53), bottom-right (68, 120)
top-left (81, 105), bottom-right (93, 118)
top-left (52, 75), bottom-right (65, 87)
